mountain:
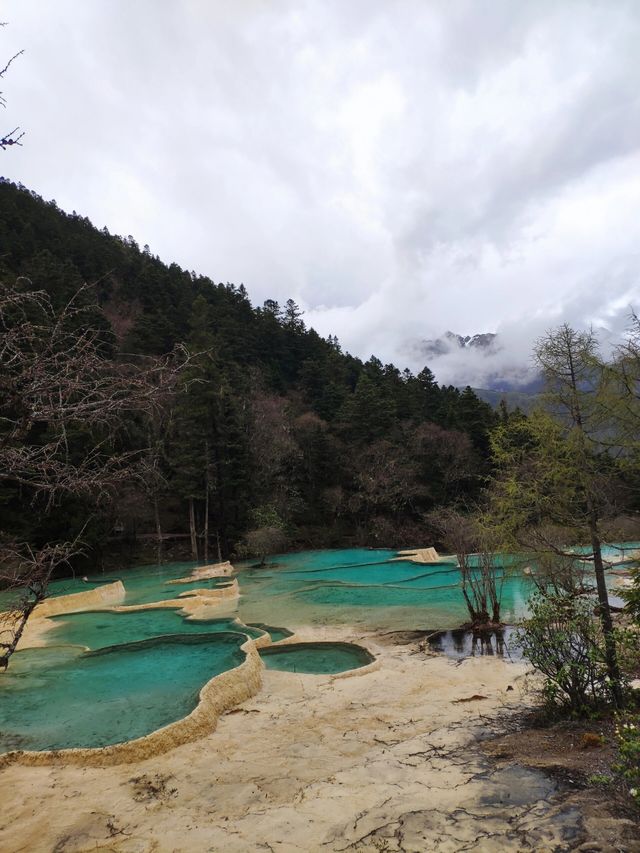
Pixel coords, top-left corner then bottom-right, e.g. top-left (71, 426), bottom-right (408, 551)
top-left (418, 331), bottom-right (500, 359)
top-left (472, 386), bottom-right (541, 413)
top-left (0, 179), bottom-right (502, 562)
top-left (408, 330), bottom-right (546, 399)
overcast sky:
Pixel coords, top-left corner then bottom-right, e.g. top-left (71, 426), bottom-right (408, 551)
top-left (3, 0), bottom-right (640, 386)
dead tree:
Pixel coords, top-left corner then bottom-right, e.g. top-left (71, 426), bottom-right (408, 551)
top-left (0, 279), bottom-right (187, 668)
top-left (0, 24), bottom-right (25, 150)
top-left (0, 541), bottom-right (79, 669)
top-left (428, 507), bottom-right (505, 627)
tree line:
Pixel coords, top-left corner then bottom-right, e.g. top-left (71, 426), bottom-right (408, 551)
top-left (0, 179), bottom-right (498, 585)
top-left (2, 178), bottom-right (640, 737)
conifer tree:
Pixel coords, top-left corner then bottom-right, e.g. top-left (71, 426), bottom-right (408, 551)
top-left (492, 324), bottom-right (624, 705)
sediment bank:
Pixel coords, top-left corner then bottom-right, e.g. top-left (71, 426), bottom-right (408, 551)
top-left (1, 629), bottom-right (602, 852)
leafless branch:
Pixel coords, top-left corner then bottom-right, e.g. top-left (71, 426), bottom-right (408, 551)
top-left (0, 536), bottom-right (83, 669)
top-left (0, 48), bottom-right (23, 79)
top-left (0, 280), bottom-right (189, 667)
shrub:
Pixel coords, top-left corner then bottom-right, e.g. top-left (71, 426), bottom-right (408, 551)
top-left (514, 594), bottom-right (625, 714)
top-left (620, 566), bottom-right (640, 624)
top-left (614, 714), bottom-right (640, 806)
top-left (587, 773), bottom-right (613, 786)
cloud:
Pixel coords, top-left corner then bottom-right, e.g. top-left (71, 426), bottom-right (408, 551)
top-left (3, 0), bottom-right (640, 385)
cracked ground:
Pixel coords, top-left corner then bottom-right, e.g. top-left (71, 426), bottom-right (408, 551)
top-left (0, 628), bottom-right (637, 852)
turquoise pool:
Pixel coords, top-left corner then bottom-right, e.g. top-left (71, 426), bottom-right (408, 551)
top-left (233, 548), bottom-right (530, 631)
top-left (260, 641), bottom-right (375, 674)
top-left (0, 544), bottom-right (635, 754)
top-left (0, 633), bottom-right (245, 752)
top-left (48, 609), bottom-right (266, 649)
top-left (0, 560), bottom-right (233, 613)
top-left (233, 544), bottom-right (636, 632)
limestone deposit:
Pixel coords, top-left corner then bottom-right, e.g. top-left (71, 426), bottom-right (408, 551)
top-left (167, 561), bottom-right (235, 583)
top-left (33, 580), bottom-right (126, 617)
top-left (394, 546), bottom-right (457, 564)
top-left (106, 578), bottom-right (241, 618)
top-left (0, 627), bottom-right (607, 852)
top-left (2, 564), bottom-right (634, 851)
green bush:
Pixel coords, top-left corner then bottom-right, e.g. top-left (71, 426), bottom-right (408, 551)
top-left (615, 714), bottom-right (640, 806)
top-left (620, 566), bottom-right (640, 624)
top-left (514, 594), bottom-right (625, 714)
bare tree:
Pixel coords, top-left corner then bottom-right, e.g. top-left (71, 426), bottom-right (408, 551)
top-left (0, 540), bottom-right (79, 670)
top-left (428, 507), bottom-right (504, 627)
top-left (0, 279), bottom-right (187, 668)
top-left (248, 391), bottom-right (301, 518)
top-left (1, 24), bottom-right (25, 150)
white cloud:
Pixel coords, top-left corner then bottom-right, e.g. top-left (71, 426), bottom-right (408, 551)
top-left (3, 0), bottom-right (640, 386)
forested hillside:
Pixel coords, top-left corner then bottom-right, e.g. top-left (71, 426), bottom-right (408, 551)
top-left (0, 179), bottom-right (499, 565)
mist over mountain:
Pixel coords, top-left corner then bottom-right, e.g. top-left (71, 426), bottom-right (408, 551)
top-left (418, 331), bottom-right (500, 359)
top-left (406, 329), bottom-right (541, 392)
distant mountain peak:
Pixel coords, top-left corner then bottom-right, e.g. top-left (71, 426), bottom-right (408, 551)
top-left (403, 330), bottom-right (541, 392)
top-left (419, 331), bottom-right (500, 358)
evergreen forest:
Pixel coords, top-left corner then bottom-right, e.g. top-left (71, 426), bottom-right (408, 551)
top-left (0, 178), bottom-right (499, 569)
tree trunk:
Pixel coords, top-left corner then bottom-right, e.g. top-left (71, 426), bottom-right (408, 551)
top-left (461, 583), bottom-right (476, 622)
top-left (189, 498), bottom-right (199, 562)
top-left (565, 332), bottom-right (622, 706)
top-left (153, 496), bottom-right (163, 565)
top-left (216, 529), bottom-right (222, 563)
top-left (0, 596), bottom-right (39, 669)
top-left (204, 493), bottom-right (209, 564)
top-left (203, 441), bottom-right (210, 564)
top-left (589, 515), bottom-right (623, 706)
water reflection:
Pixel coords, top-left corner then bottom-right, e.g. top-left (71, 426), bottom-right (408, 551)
top-left (427, 626), bottom-right (523, 660)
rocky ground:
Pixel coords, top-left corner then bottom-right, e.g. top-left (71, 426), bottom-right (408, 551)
top-left (0, 627), bottom-right (638, 852)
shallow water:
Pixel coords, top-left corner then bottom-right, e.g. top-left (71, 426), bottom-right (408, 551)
top-left (49, 609), bottom-right (265, 649)
top-left (234, 548), bottom-right (533, 631)
top-left (0, 560), bottom-right (231, 612)
top-left (0, 633), bottom-right (245, 752)
top-left (427, 626), bottom-right (523, 660)
top-left (235, 544), bottom-right (636, 631)
top-left (1, 544), bottom-right (635, 753)
top-left (246, 623), bottom-right (293, 643)
top-left (260, 641), bottom-right (375, 673)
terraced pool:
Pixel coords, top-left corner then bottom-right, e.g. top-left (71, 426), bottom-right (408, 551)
top-left (234, 544), bottom-right (636, 631)
top-left (0, 544), bottom-right (635, 755)
top-left (260, 641), bottom-right (375, 673)
top-left (0, 633), bottom-right (246, 752)
top-left (48, 609), bottom-right (265, 650)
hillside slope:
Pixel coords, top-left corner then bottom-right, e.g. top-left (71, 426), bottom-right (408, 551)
top-left (0, 179), bottom-right (500, 560)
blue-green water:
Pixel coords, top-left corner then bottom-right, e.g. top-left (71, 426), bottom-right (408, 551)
top-left (1, 544), bottom-right (636, 754)
top-left (0, 633), bottom-right (245, 752)
top-left (49, 609), bottom-right (266, 650)
top-left (260, 642), bottom-right (375, 673)
top-left (234, 545), bottom-right (637, 632)
top-left (246, 623), bottom-right (293, 643)
top-left (234, 548), bottom-right (530, 631)
top-left (0, 560), bottom-right (233, 613)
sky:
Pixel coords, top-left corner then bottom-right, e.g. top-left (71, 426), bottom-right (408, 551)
top-left (2, 0), bottom-right (640, 387)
